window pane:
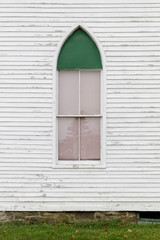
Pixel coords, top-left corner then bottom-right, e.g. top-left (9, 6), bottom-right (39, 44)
top-left (58, 71), bottom-right (79, 115)
top-left (80, 71), bottom-right (100, 115)
top-left (58, 118), bottom-right (78, 160)
top-left (80, 118), bottom-right (100, 160)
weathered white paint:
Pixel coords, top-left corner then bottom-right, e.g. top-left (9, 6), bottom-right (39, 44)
top-left (0, 0), bottom-right (160, 211)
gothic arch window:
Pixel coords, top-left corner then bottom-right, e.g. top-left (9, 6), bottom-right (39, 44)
top-left (57, 28), bottom-right (102, 162)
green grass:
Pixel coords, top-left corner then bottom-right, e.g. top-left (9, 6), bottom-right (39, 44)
top-left (1, 220), bottom-right (160, 240)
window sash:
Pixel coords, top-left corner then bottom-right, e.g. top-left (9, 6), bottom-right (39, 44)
top-left (57, 70), bottom-right (101, 162)
top-left (58, 70), bottom-right (101, 116)
top-left (58, 117), bottom-right (101, 161)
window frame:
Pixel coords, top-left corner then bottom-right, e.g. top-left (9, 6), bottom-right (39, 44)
top-left (52, 24), bottom-right (106, 169)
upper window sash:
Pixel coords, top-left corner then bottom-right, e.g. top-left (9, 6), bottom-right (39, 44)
top-left (58, 70), bottom-right (101, 116)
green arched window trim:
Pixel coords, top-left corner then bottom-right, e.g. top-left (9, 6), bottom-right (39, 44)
top-left (57, 28), bottom-right (102, 69)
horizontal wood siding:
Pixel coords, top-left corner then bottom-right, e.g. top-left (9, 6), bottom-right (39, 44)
top-left (0, 0), bottom-right (160, 211)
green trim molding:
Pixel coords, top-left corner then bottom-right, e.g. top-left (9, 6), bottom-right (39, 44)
top-left (57, 28), bottom-right (102, 69)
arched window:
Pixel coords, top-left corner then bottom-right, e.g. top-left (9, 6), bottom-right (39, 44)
top-left (57, 28), bottom-right (102, 162)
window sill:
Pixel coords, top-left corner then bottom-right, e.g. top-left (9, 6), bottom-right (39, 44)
top-left (52, 161), bottom-right (106, 169)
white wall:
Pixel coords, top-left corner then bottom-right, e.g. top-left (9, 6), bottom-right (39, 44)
top-left (0, 0), bottom-right (160, 211)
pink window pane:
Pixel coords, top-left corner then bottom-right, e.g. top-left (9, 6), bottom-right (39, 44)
top-left (58, 71), bottom-right (79, 115)
top-left (80, 71), bottom-right (100, 115)
top-left (80, 118), bottom-right (100, 160)
top-left (58, 118), bottom-right (78, 160)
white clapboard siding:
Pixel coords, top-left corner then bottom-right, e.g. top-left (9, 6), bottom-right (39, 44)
top-left (1, 0), bottom-right (160, 211)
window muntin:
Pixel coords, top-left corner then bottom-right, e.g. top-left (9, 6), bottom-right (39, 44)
top-left (58, 70), bottom-right (101, 161)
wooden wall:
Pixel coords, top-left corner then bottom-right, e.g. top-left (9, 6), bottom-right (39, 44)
top-left (0, 0), bottom-right (160, 211)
